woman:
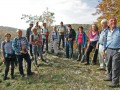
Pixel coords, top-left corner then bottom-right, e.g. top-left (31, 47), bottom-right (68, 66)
top-left (76, 26), bottom-right (87, 61)
top-left (30, 28), bottom-right (44, 67)
top-left (51, 26), bottom-right (59, 55)
top-left (1, 33), bottom-right (15, 80)
top-left (85, 24), bottom-right (99, 65)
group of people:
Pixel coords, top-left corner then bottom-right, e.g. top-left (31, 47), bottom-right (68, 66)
top-left (1, 17), bottom-right (120, 88)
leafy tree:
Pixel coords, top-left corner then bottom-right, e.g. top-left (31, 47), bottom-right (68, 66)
top-left (21, 8), bottom-right (55, 27)
top-left (93, 0), bottom-right (120, 27)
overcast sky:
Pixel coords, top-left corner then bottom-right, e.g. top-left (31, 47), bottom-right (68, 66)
top-left (0, 0), bottom-right (101, 29)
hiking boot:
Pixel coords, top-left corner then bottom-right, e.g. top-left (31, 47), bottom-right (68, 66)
top-left (27, 72), bottom-right (34, 76)
top-left (3, 76), bottom-right (7, 80)
top-left (104, 77), bottom-right (112, 81)
top-left (108, 83), bottom-right (119, 88)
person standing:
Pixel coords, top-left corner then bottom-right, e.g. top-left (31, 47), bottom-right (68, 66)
top-left (26, 22), bottom-right (33, 58)
top-left (85, 24), bottom-right (99, 65)
top-left (1, 33), bottom-right (15, 80)
top-left (12, 29), bottom-right (33, 77)
top-left (57, 21), bottom-right (67, 49)
top-left (97, 19), bottom-right (108, 70)
top-left (76, 26), bottom-right (87, 61)
top-left (65, 24), bottom-right (76, 59)
top-left (51, 26), bottom-right (59, 55)
top-left (35, 21), bottom-right (41, 33)
top-left (41, 23), bottom-right (49, 52)
top-left (30, 28), bottom-right (44, 66)
top-left (103, 17), bottom-right (120, 87)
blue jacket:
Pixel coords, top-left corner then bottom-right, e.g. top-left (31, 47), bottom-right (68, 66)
top-left (76, 31), bottom-right (87, 47)
top-left (12, 37), bottom-right (29, 55)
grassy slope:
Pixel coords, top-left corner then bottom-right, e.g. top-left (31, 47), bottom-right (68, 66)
top-left (0, 52), bottom-right (119, 90)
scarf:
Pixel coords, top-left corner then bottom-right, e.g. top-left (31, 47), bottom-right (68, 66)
top-left (90, 31), bottom-right (98, 39)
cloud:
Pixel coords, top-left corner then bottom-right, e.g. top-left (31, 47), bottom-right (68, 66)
top-left (0, 0), bottom-right (100, 29)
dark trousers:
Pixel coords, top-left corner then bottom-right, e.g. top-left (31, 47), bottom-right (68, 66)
top-left (58, 35), bottom-right (64, 48)
top-left (16, 53), bottom-right (31, 75)
top-left (86, 41), bottom-right (98, 64)
top-left (30, 44), bottom-right (33, 56)
top-left (42, 39), bottom-right (48, 52)
top-left (106, 48), bottom-right (120, 84)
top-left (77, 43), bottom-right (84, 61)
top-left (4, 58), bottom-right (15, 77)
top-left (65, 41), bottom-right (73, 58)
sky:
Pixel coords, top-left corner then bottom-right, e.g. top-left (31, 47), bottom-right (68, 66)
top-left (0, 0), bottom-right (101, 29)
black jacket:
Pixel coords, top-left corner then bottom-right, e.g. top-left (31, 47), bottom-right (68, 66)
top-left (66, 29), bottom-right (76, 41)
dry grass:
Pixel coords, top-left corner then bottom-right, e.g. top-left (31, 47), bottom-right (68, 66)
top-left (0, 53), bottom-right (119, 90)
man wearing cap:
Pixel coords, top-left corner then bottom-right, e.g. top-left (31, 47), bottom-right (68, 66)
top-left (97, 19), bottom-right (109, 70)
top-left (65, 24), bottom-right (76, 59)
top-left (57, 21), bottom-right (67, 49)
top-left (103, 17), bottom-right (120, 87)
top-left (26, 22), bottom-right (33, 58)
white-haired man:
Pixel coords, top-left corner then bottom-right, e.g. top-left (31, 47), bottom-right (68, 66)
top-left (97, 19), bottom-right (109, 70)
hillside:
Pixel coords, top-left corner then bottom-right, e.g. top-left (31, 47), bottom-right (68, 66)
top-left (0, 52), bottom-right (119, 90)
top-left (0, 26), bottom-right (26, 44)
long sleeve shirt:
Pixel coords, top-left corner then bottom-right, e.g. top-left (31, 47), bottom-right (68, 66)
top-left (51, 31), bottom-right (59, 41)
top-left (66, 29), bottom-right (76, 41)
top-left (103, 26), bottom-right (120, 51)
top-left (12, 37), bottom-right (29, 55)
top-left (98, 28), bottom-right (108, 45)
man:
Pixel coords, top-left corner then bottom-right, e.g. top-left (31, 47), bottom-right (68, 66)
top-left (35, 21), bottom-right (41, 33)
top-left (57, 21), bottom-right (67, 49)
top-left (65, 24), bottom-right (76, 59)
top-left (103, 17), bottom-right (120, 87)
top-left (26, 22), bottom-right (33, 58)
top-left (12, 29), bottom-right (33, 77)
top-left (97, 19), bottom-right (108, 70)
top-left (41, 23), bottom-right (49, 52)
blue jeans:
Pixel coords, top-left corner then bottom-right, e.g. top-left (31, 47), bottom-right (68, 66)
top-left (77, 43), bottom-right (84, 61)
top-left (32, 45), bottom-right (43, 65)
top-left (65, 41), bottom-right (73, 58)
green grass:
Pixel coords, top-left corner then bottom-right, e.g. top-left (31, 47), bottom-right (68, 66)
top-left (0, 53), bottom-right (119, 90)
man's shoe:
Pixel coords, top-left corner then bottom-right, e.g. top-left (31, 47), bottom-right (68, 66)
top-left (77, 59), bottom-right (80, 61)
top-left (108, 83), bottom-right (119, 88)
top-left (97, 67), bottom-right (106, 71)
top-left (27, 72), bottom-right (34, 76)
top-left (84, 62), bottom-right (90, 65)
top-left (104, 77), bottom-right (112, 81)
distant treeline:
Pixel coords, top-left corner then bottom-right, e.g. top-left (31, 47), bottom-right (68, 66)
top-left (0, 24), bottom-right (90, 46)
